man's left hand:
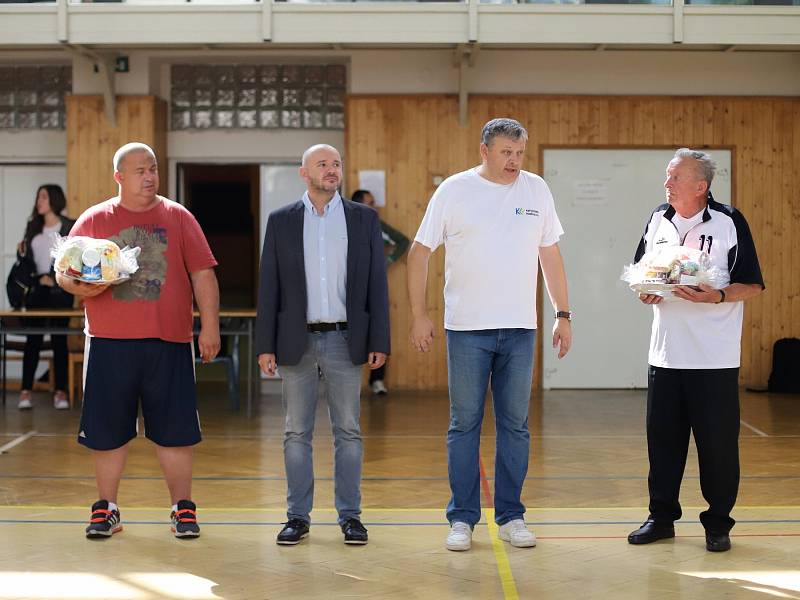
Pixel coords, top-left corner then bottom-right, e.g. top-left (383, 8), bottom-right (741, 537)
top-left (672, 283), bottom-right (723, 304)
top-left (552, 318), bottom-right (572, 359)
top-left (198, 327), bottom-right (221, 363)
top-left (368, 352), bottom-right (387, 369)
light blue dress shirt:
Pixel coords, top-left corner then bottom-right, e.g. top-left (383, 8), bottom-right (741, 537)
top-left (302, 191), bottom-right (348, 323)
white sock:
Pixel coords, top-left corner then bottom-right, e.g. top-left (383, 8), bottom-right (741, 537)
top-left (172, 504), bottom-right (178, 513)
top-left (108, 501), bottom-right (118, 512)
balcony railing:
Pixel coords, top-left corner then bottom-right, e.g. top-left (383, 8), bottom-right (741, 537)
top-left (2, 0), bottom-right (799, 5)
top-left (1, 0), bottom-right (798, 47)
top-left (3, 0), bottom-right (800, 4)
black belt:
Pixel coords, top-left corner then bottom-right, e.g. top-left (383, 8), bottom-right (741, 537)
top-left (307, 322), bottom-right (348, 333)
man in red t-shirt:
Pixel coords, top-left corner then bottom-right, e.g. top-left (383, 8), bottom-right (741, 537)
top-left (57, 142), bottom-right (220, 540)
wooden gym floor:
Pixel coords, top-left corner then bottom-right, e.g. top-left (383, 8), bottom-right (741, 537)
top-left (1, 384), bottom-right (799, 600)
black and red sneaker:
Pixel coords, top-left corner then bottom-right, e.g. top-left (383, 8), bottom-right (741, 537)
top-left (171, 499), bottom-right (200, 539)
top-left (85, 500), bottom-right (122, 539)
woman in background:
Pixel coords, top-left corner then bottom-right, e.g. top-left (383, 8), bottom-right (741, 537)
top-left (17, 184), bottom-right (74, 410)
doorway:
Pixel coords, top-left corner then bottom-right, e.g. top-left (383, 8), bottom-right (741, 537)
top-left (179, 163), bottom-right (259, 308)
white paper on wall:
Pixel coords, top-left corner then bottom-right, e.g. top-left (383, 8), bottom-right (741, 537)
top-left (357, 170), bottom-right (386, 207)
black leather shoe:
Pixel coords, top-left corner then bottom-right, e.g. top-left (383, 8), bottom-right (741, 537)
top-left (341, 518), bottom-right (368, 545)
top-left (706, 531), bottom-right (731, 552)
top-left (276, 518), bottom-right (309, 545)
top-left (628, 519), bottom-right (675, 545)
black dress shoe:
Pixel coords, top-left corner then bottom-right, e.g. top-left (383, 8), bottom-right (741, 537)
top-left (276, 518), bottom-right (309, 545)
top-left (706, 531), bottom-right (731, 552)
top-left (628, 519), bottom-right (675, 545)
top-left (341, 518), bottom-right (368, 545)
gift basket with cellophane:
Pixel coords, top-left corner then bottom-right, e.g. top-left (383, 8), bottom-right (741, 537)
top-left (622, 246), bottom-right (728, 297)
top-left (52, 236), bottom-right (140, 285)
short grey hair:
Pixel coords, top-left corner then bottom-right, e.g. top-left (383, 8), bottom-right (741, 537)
top-left (113, 142), bottom-right (156, 172)
top-left (672, 148), bottom-right (716, 186)
top-left (480, 118), bottom-right (528, 146)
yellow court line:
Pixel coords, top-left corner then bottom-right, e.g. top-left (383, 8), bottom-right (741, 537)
top-left (485, 509), bottom-right (519, 600)
top-left (2, 505), bottom-right (800, 512)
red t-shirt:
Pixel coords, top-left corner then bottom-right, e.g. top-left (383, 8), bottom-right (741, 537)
top-left (70, 196), bottom-right (217, 343)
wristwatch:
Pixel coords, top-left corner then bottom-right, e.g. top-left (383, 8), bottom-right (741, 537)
top-left (555, 311), bottom-right (572, 321)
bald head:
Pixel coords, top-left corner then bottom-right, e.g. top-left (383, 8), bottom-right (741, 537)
top-left (302, 144), bottom-right (340, 168)
top-left (299, 144), bottom-right (342, 198)
top-left (114, 142), bottom-right (156, 173)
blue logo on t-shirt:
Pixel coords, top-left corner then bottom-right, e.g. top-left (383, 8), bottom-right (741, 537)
top-left (515, 208), bottom-right (539, 217)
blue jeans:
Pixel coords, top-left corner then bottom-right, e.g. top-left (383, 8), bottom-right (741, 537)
top-left (446, 328), bottom-right (536, 527)
top-left (280, 331), bottom-right (363, 525)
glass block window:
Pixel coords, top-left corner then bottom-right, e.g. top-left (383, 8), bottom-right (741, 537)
top-left (0, 65), bottom-right (71, 130)
top-left (171, 64), bottom-right (347, 131)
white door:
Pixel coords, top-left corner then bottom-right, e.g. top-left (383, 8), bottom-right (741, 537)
top-left (1, 164), bottom-right (67, 311)
top-left (258, 163), bottom-right (306, 253)
top-left (541, 149), bottom-right (732, 388)
top-left (258, 164), bottom-right (307, 381)
top-left (1, 164), bottom-right (67, 382)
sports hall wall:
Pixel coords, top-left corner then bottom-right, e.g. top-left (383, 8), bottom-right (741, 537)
top-left (345, 94), bottom-right (800, 390)
top-left (2, 49), bottom-right (798, 392)
top-left (66, 95), bottom-right (167, 217)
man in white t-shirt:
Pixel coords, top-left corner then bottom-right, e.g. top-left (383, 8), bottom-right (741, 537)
top-left (627, 148), bottom-right (764, 553)
top-left (407, 118), bottom-right (572, 551)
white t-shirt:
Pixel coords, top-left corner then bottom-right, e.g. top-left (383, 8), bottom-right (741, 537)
top-left (30, 223), bottom-right (60, 275)
top-left (415, 167), bottom-right (563, 331)
top-left (672, 210), bottom-right (704, 241)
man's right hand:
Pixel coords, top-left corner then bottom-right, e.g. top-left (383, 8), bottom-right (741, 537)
top-left (258, 353), bottom-right (277, 376)
top-left (56, 273), bottom-right (110, 298)
top-left (410, 314), bottom-right (434, 353)
top-left (638, 293), bottom-right (663, 305)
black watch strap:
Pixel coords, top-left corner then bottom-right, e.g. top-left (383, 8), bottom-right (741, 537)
top-left (555, 311), bottom-right (572, 321)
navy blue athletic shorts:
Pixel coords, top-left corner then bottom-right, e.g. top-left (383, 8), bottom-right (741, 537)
top-left (78, 337), bottom-right (202, 450)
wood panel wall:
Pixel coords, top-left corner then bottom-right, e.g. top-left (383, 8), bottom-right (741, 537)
top-left (346, 95), bottom-right (800, 390)
top-left (66, 95), bottom-right (168, 218)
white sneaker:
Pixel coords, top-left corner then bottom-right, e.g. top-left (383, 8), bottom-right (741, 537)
top-left (53, 391), bottom-right (69, 410)
top-left (498, 519), bottom-right (537, 548)
top-left (446, 521), bottom-right (472, 551)
top-left (18, 391), bottom-right (32, 410)
top-left (371, 380), bottom-right (388, 395)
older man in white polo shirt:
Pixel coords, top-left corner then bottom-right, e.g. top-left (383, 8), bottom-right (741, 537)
top-left (627, 148), bottom-right (764, 553)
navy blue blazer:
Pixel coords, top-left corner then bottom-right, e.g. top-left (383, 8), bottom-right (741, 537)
top-left (255, 197), bottom-right (390, 366)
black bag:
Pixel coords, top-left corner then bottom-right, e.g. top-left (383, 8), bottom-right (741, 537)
top-left (768, 338), bottom-right (800, 394)
top-left (6, 244), bottom-right (37, 309)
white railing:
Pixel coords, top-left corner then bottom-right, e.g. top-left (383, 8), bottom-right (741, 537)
top-left (0, 0), bottom-right (798, 47)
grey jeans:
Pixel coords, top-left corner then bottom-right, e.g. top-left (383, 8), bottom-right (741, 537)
top-left (279, 330), bottom-right (363, 525)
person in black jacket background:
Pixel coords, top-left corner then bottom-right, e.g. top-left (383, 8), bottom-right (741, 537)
top-left (17, 184), bottom-right (74, 410)
top-left (350, 189), bottom-right (408, 395)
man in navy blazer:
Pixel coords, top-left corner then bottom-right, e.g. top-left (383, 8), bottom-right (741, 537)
top-left (256, 144), bottom-right (390, 546)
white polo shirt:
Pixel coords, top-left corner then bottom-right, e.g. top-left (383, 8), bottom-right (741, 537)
top-left (634, 195), bottom-right (764, 369)
top-left (415, 167), bottom-right (563, 331)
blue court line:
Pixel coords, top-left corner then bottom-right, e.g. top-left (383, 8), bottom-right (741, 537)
top-left (2, 519), bottom-right (800, 526)
top-left (1, 474), bottom-right (799, 481)
top-left (0, 475), bottom-right (446, 481)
